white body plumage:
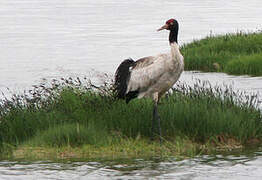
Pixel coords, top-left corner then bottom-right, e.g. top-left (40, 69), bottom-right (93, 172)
top-left (127, 42), bottom-right (184, 100)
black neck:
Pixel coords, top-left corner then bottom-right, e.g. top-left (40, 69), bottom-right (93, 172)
top-left (169, 28), bottom-right (178, 44)
top-left (169, 22), bottom-right (179, 44)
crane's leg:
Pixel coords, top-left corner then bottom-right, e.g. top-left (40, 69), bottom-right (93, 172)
top-left (152, 93), bottom-right (162, 143)
top-left (151, 108), bottom-right (155, 140)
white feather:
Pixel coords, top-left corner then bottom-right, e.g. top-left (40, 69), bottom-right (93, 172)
top-left (127, 42), bottom-right (184, 99)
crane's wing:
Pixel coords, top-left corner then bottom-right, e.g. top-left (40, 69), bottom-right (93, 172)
top-left (133, 56), bottom-right (155, 69)
top-left (127, 53), bottom-right (171, 97)
top-left (114, 55), bottom-right (167, 103)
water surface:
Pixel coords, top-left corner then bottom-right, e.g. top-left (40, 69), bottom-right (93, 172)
top-left (1, 149), bottom-right (262, 179)
top-left (1, 0), bottom-right (262, 92)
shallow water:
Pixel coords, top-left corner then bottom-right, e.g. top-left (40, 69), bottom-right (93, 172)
top-left (1, 149), bottom-right (262, 179)
top-left (1, 0), bottom-right (262, 179)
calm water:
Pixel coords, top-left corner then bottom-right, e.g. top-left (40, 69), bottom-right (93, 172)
top-left (1, 149), bottom-right (262, 180)
top-left (1, 0), bottom-right (262, 92)
top-left (1, 0), bottom-right (262, 179)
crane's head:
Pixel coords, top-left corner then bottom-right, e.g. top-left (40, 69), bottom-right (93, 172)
top-left (157, 19), bottom-right (178, 31)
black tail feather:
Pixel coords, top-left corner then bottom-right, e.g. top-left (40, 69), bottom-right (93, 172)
top-left (114, 58), bottom-right (137, 102)
top-left (125, 90), bottom-right (139, 103)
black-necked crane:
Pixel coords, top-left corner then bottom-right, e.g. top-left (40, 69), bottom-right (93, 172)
top-left (114, 18), bottom-right (184, 142)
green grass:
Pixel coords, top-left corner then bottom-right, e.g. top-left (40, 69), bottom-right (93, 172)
top-left (29, 122), bottom-right (110, 147)
top-left (225, 53), bottom-right (262, 76)
top-left (181, 31), bottom-right (262, 76)
top-left (0, 77), bottom-right (261, 160)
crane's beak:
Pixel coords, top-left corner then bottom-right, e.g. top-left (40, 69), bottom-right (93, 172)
top-left (157, 24), bottom-right (169, 31)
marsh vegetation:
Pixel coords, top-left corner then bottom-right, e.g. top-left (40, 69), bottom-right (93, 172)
top-left (182, 31), bottom-right (262, 76)
top-left (0, 76), bottom-right (261, 160)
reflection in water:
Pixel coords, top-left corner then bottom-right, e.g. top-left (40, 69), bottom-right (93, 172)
top-left (1, 150), bottom-right (262, 179)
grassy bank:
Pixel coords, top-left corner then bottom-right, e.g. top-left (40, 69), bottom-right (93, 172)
top-left (181, 31), bottom-right (262, 76)
top-left (0, 77), bottom-right (261, 160)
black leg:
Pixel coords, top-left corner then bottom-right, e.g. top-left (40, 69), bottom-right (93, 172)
top-left (151, 93), bottom-right (162, 143)
top-left (157, 115), bottom-right (162, 142)
top-left (151, 105), bottom-right (156, 140)
top-left (153, 103), bottom-right (162, 143)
